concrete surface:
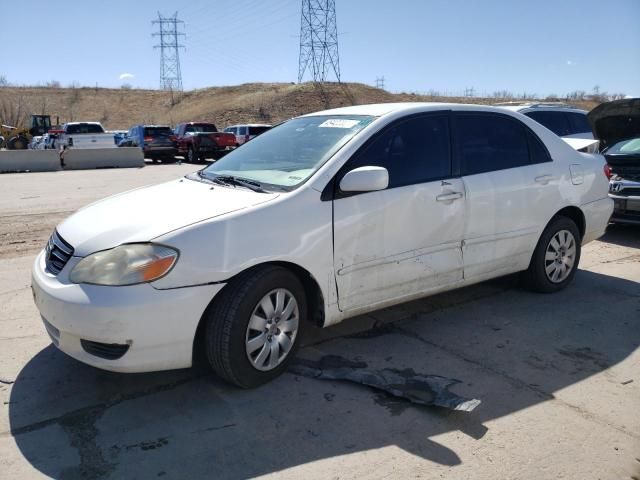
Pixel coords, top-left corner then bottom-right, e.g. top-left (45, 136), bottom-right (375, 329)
top-left (0, 165), bottom-right (638, 480)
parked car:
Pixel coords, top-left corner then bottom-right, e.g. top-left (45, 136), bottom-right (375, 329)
top-left (57, 122), bottom-right (116, 151)
top-left (224, 124), bottom-right (272, 146)
top-left (497, 102), bottom-right (594, 140)
top-left (31, 103), bottom-right (612, 388)
top-left (174, 122), bottom-right (236, 163)
top-left (110, 130), bottom-right (129, 146)
top-left (119, 125), bottom-right (178, 163)
top-left (28, 136), bottom-right (43, 149)
top-left (589, 98), bottom-right (640, 224)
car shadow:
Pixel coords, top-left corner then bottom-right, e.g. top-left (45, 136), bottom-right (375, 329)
top-left (8, 269), bottom-right (640, 479)
top-left (600, 223), bottom-right (640, 248)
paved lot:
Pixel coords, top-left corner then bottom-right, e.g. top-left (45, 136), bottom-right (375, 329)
top-left (1, 165), bottom-right (639, 480)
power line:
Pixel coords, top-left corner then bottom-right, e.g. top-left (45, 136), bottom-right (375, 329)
top-left (152, 12), bottom-right (185, 91)
top-left (375, 76), bottom-right (385, 90)
top-left (298, 0), bottom-right (341, 83)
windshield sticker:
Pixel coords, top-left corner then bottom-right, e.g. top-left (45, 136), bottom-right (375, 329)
top-left (318, 119), bottom-right (361, 129)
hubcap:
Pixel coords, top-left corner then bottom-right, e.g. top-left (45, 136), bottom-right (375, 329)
top-left (544, 229), bottom-right (576, 283)
top-left (245, 288), bottom-right (299, 372)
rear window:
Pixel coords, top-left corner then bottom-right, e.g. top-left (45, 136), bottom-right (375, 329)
top-left (185, 124), bottom-right (217, 133)
top-left (457, 113), bottom-right (530, 175)
top-left (249, 126), bottom-right (271, 136)
top-left (525, 111), bottom-right (571, 136)
top-left (66, 123), bottom-right (104, 134)
top-left (144, 127), bottom-right (172, 136)
top-left (567, 113), bottom-right (592, 134)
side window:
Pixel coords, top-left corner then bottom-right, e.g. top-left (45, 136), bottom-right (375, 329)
top-left (239, 126), bottom-right (247, 135)
top-left (525, 111), bottom-right (571, 136)
top-left (567, 113), bottom-right (592, 134)
top-left (457, 113), bottom-right (530, 176)
top-left (527, 131), bottom-right (552, 164)
top-left (346, 114), bottom-right (451, 189)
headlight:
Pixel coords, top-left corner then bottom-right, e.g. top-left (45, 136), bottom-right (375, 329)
top-left (69, 244), bottom-right (178, 286)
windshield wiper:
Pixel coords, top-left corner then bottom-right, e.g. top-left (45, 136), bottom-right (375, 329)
top-left (213, 175), bottom-right (269, 193)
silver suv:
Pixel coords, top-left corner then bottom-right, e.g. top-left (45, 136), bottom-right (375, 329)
top-left (497, 102), bottom-right (594, 140)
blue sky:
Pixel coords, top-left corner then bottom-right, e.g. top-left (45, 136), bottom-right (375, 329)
top-left (3, 0), bottom-right (639, 97)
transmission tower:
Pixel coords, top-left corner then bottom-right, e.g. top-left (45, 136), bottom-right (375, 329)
top-left (297, 0), bottom-right (341, 83)
top-left (152, 12), bottom-right (185, 91)
top-left (375, 76), bottom-right (385, 90)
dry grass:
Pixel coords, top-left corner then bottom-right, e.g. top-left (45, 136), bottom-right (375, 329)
top-left (0, 82), bottom-right (600, 130)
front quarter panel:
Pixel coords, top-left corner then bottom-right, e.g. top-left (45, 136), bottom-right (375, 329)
top-left (151, 187), bottom-right (335, 306)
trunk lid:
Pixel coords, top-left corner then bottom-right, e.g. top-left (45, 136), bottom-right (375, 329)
top-left (587, 98), bottom-right (640, 150)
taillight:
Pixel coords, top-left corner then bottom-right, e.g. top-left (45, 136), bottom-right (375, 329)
top-left (169, 135), bottom-right (177, 141)
top-left (603, 163), bottom-right (612, 179)
top-left (143, 136), bottom-right (153, 143)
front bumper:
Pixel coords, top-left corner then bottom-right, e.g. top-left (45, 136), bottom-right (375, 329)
top-left (609, 179), bottom-right (640, 225)
top-left (31, 250), bottom-right (224, 373)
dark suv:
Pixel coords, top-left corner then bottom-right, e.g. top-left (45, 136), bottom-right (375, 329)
top-left (119, 125), bottom-right (178, 162)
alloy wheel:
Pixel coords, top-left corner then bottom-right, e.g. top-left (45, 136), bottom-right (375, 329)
top-left (245, 288), bottom-right (299, 371)
top-left (544, 229), bottom-right (576, 283)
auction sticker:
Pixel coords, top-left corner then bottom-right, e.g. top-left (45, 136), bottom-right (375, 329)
top-left (318, 119), bottom-right (361, 129)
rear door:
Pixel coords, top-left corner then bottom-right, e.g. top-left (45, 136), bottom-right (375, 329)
top-left (455, 112), bottom-right (559, 279)
top-left (333, 112), bottom-right (466, 311)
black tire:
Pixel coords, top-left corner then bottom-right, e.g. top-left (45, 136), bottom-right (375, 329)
top-left (187, 147), bottom-right (195, 163)
top-left (522, 216), bottom-right (581, 293)
top-left (204, 266), bottom-right (306, 388)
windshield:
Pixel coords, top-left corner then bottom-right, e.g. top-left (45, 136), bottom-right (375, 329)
top-left (202, 115), bottom-right (373, 190)
top-left (607, 138), bottom-right (640, 155)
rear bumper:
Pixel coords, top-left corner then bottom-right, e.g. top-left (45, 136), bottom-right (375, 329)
top-left (582, 197), bottom-right (614, 244)
top-left (143, 146), bottom-right (177, 157)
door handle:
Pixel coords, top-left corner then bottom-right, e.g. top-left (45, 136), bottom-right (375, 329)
top-left (535, 174), bottom-right (554, 185)
top-left (436, 192), bottom-right (463, 202)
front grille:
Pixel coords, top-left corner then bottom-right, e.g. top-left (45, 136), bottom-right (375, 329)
top-left (45, 230), bottom-right (74, 275)
top-left (615, 187), bottom-right (640, 197)
top-left (80, 340), bottom-right (130, 360)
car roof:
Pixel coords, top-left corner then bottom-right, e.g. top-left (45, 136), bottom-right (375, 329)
top-left (226, 124), bottom-right (272, 128)
top-left (301, 102), bottom-right (531, 118)
top-left (495, 102), bottom-right (587, 114)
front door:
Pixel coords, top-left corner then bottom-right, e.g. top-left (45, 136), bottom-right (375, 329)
top-left (332, 113), bottom-right (466, 312)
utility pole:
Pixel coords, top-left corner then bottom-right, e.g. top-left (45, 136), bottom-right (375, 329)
top-left (464, 87), bottom-right (475, 97)
top-left (298, 0), bottom-right (341, 83)
top-left (375, 76), bottom-right (385, 90)
top-left (152, 12), bottom-right (185, 91)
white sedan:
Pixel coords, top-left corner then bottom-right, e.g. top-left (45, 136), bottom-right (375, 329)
top-left (31, 103), bottom-right (613, 387)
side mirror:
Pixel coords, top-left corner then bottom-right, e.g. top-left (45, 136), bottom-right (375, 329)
top-left (339, 166), bottom-right (389, 193)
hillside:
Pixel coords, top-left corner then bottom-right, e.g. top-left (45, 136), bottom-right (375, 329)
top-left (0, 82), bottom-right (600, 131)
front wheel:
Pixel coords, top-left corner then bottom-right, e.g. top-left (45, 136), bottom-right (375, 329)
top-left (522, 216), bottom-right (581, 293)
top-left (204, 266), bottom-right (306, 388)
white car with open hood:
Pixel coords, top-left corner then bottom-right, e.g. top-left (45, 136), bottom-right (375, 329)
top-left (31, 103), bottom-right (613, 387)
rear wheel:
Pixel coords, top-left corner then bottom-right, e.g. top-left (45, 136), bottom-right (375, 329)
top-left (204, 266), bottom-right (306, 388)
top-left (523, 216), bottom-right (581, 293)
top-left (187, 147), bottom-right (195, 163)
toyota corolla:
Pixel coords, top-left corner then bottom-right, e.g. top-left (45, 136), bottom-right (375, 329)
top-left (31, 103), bottom-right (613, 387)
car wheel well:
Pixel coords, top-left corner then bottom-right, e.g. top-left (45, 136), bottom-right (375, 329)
top-left (192, 261), bottom-right (325, 367)
top-left (554, 206), bottom-right (585, 239)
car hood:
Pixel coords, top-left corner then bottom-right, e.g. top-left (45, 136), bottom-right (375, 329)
top-left (587, 98), bottom-right (640, 149)
top-left (57, 176), bottom-right (279, 256)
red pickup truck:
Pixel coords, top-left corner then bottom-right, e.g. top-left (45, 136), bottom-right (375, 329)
top-left (174, 122), bottom-right (236, 163)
